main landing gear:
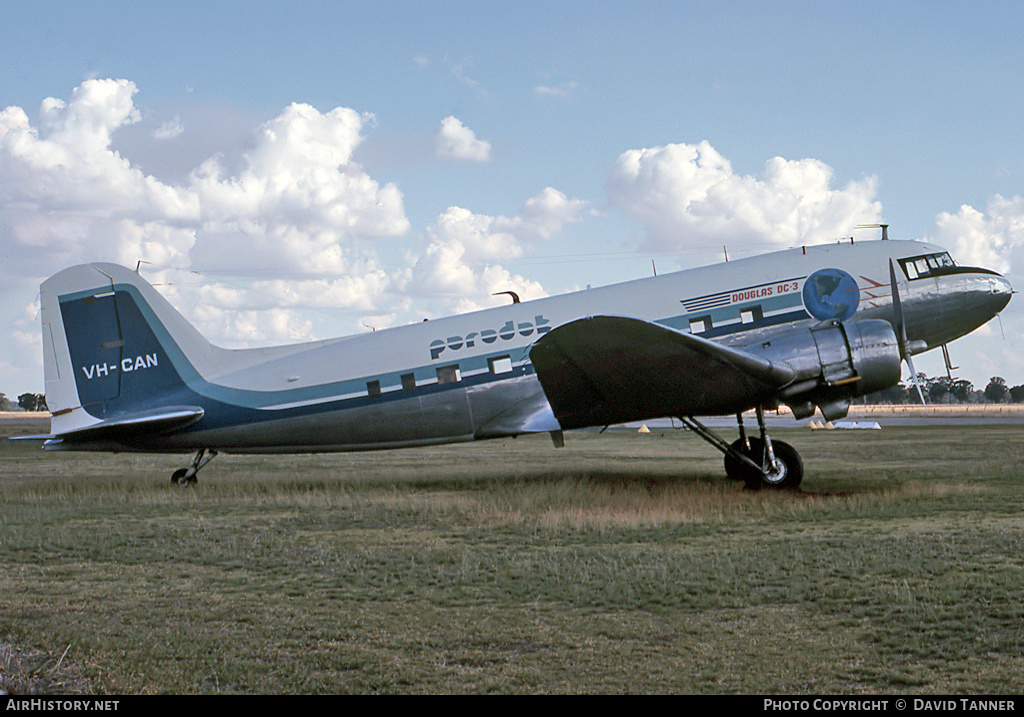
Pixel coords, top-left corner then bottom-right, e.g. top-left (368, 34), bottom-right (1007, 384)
top-left (679, 407), bottom-right (803, 490)
top-left (170, 448), bottom-right (218, 485)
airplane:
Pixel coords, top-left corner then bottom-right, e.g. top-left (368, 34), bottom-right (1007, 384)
top-left (33, 228), bottom-right (1012, 490)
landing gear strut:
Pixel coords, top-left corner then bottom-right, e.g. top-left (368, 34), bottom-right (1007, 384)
top-left (171, 448), bottom-right (218, 485)
top-left (680, 407), bottom-right (803, 490)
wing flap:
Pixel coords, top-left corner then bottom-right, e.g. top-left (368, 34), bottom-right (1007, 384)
top-left (529, 316), bottom-right (796, 429)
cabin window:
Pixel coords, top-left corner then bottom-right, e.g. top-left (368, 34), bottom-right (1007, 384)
top-left (740, 306), bottom-right (763, 325)
top-left (489, 355), bottom-right (513, 375)
top-left (436, 365), bottom-right (461, 385)
top-left (689, 316), bottom-right (711, 334)
top-left (367, 380), bottom-right (381, 397)
top-left (401, 373), bottom-right (416, 391)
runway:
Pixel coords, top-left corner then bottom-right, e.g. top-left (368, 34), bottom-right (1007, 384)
top-left (625, 405), bottom-right (1024, 430)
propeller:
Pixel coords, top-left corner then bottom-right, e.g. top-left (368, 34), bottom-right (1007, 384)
top-left (889, 259), bottom-right (926, 404)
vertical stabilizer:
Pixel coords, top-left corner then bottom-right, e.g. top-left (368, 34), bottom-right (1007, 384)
top-left (40, 263), bottom-right (217, 436)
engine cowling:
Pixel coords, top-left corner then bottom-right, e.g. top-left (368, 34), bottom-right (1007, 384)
top-left (746, 319), bottom-right (902, 420)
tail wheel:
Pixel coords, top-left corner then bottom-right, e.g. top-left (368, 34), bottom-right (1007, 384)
top-left (170, 468), bottom-right (197, 485)
top-left (724, 438), bottom-right (803, 489)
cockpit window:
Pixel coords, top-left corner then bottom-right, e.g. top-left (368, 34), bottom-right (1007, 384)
top-left (899, 252), bottom-right (956, 280)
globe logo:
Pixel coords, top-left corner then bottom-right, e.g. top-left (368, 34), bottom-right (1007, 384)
top-left (802, 268), bottom-right (860, 322)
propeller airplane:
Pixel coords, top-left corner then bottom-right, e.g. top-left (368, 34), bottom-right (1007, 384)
top-left (32, 228), bottom-right (1011, 489)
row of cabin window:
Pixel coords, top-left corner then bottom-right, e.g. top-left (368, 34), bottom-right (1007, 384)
top-left (689, 306), bottom-right (763, 335)
top-left (365, 355), bottom-right (515, 397)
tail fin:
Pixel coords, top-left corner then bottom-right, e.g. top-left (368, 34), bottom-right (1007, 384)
top-left (40, 263), bottom-right (216, 437)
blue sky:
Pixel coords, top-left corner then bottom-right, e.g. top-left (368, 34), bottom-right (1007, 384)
top-left (3, 1), bottom-right (1024, 396)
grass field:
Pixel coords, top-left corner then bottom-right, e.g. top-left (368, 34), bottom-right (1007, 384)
top-left (2, 419), bottom-right (1024, 694)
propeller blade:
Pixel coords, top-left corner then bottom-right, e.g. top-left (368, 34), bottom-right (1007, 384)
top-left (905, 352), bottom-right (926, 404)
top-left (889, 259), bottom-right (926, 404)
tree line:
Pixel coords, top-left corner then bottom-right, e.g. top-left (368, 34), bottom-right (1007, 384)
top-left (0, 393), bottom-right (47, 412)
top-left (863, 375), bottom-right (1024, 405)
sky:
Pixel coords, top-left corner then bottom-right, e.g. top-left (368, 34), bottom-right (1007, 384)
top-left (3, 0), bottom-right (1024, 398)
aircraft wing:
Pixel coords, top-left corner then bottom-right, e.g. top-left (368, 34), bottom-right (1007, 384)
top-left (529, 316), bottom-right (797, 429)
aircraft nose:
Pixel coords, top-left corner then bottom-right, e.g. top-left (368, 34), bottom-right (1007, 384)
top-left (990, 273), bottom-right (1014, 313)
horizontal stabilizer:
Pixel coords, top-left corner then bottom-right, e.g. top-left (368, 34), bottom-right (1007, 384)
top-left (53, 406), bottom-right (205, 443)
top-left (529, 316), bottom-right (796, 429)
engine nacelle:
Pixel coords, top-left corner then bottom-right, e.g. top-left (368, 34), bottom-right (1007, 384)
top-left (746, 319), bottom-right (902, 420)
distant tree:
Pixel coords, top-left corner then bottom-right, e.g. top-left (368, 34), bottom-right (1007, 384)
top-left (905, 373), bottom-right (930, 404)
top-left (927, 376), bottom-right (951, 403)
top-left (866, 382), bottom-right (909, 404)
top-left (950, 379), bottom-right (974, 404)
top-left (1010, 385), bottom-right (1024, 403)
top-left (0, 392), bottom-right (11, 411)
top-left (984, 376), bottom-right (1009, 403)
top-left (17, 393), bottom-right (46, 412)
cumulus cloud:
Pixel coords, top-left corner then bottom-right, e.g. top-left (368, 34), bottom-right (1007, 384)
top-left (189, 103), bottom-right (410, 275)
top-left (606, 140), bottom-right (882, 251)
top-left (0, 81), bottom-right (413, 359)
top-left (930, 195), bottom-right (1024, 274)
top-left (0, 79), bottom-right (198, 278)
top-left (0, 79), bottom-right (592, 387)
top-left (435, 116), bottom-right (491, 162)
top-left (406, 187), bottom-right (588, 312)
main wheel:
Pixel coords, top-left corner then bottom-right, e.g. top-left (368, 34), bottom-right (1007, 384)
top-left (724, 438), bottom-right (803, 489)
top-left (758, 440), bottom-right (803, 489)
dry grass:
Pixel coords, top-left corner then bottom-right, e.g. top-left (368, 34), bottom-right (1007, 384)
top-left (2, 423), bottom-right (1024, 693)
top-left (0, 641), bottom-right (90, 695)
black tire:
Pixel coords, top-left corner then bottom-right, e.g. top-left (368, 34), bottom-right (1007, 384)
top-left (724, 438), bottom-right (760, 481)
top-left (724, 438), bottom-right (803, 489)
top-left (171, 468), bottom-right (188, 485)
